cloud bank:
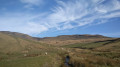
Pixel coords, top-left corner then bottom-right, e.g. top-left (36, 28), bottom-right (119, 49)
top-left (20, 0), bottom-right (43, 9)
top-left (0, 0), bottom-right (120, 35)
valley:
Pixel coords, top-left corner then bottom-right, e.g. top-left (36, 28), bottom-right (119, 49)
top-left (0, 31), bottom-right (120, 67)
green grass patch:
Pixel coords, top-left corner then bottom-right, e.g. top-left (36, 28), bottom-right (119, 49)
top-left (94, 52), bottom-right (120, 59)
top-left (63, 41), bottom-right (110, 49)
top-left (0, 56), bottom-right (51, 67)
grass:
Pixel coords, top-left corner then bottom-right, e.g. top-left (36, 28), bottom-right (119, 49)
top-left (60, 39), bottom-right (120, 67)
top-left (63, 41), bottom-right (110, 49)
top-left (94, 52), bottom-right (120, 59)
top-left (0, 56), bottom-right (51, 67)
top-left (0, 44), bottom-right (65, 67)
top-left (60, 51), bottom-right (120, 67)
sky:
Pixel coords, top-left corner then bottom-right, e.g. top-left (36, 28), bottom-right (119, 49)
top-left (0, 0), bottom-right (120, 37)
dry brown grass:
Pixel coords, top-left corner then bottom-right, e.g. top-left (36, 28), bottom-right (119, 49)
top-left (40, 38), bottom-right (112, 46)
top-left (67, 53), bottom-right (120, 67)
top-left (0, 32), bottom-right (45, 54)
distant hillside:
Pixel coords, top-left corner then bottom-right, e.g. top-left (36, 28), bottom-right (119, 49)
top-left (0, 31), bottom-right (110, 41)
top-left (63, 38), bottom-right (120, 52)
top-left (0, 31), bottom-right (36, 41)
top-left (40, 34), bottom-right (109, 41)
top-left (39, 34), bottom-right (111, 46)
top-left (0, 32), bottom-right (45, 53)
top-left (95, 38), bottom-right (120, 52)
top-left (0, 31), bottom-right (112, 46)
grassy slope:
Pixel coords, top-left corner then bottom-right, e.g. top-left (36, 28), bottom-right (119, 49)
top-left (39, 34), bottom-right (111, 46)
top-left (63, 39), bottom-right (120, 51)
top-left (0, 33), bottom-right (42, 53)
top-left (0, 56), bottom-right (50, 67)
top-left (0, 33), bottom-right (64, 67)
top-left (61, 38), bottom-right (120, 67)
top-left (63, 41), bottom-right (109, 49)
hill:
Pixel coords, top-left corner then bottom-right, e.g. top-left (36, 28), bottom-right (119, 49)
top-left (0, 31), bottom-right (112, 46)
top-left (0, 31), bottom-right (45, 53)
top-left (61, 38), bottom-right (120, 67)
top-left (0, 31), bottom-right (63, 67)
top-left (63, 38), bottom-right (120, 52)
top-left (40, 34), bottom-right (108, 41)
top-left (0, 31), bottom-right (36, 41)
top-left (95, 38), bottom-right (120, 52)
top-left (39, 34), bottom-right (111, 46)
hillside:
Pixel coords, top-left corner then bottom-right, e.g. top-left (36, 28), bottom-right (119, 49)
top-left (0, 31), bottom-right (112, 46)
top-left (61, 38), bottom-right (120, 67)
top-left (95, 38), bottom-right (120, 52)
top-left (0, 32), bottom-right (45, 53)
top-left (0, 32), bottom-right (63, 67)
top-left (63, 38), bottom-right (120, 52)
top-left (0, 31), bottom-right (36, 41)
top-left (39, 34), bottom-right (111, 46)
top-left (40, 34), bottom-right (109, 41)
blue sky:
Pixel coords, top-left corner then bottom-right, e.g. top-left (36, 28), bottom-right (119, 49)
top-left (0, 0), bottom-right (120, 37)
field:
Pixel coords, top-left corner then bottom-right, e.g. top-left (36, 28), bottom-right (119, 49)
top-left (0, 47), bottom-right (64, 67)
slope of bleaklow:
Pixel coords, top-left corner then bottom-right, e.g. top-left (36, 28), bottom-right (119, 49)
top-left (0, 31), bottom-right (36, 40)
top-left (39, 34), bottom-right (112, 46)
top-left (63, 38), bottom-right (120, 51)
top-left (0, 32), bottom-right (45, 53)
top-left (40, 34), bottom-right (108, 40)
top-left (0, 31), bottom-right (63, 67)
top-left (95, 38), bottom-right (120, 52)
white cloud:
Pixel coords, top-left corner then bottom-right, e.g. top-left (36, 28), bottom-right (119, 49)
top-left (0, 13), bottom-right (48, 35)
top-left (46, 0), bottom-right (120, 29)
top-left (18, 22), bottom-right (48, 35)
top-left (20, 0), bottom-right (43, 9)
top-left (0, 22), bottom-right (48, 35)
top-left (20, 0), bottom-right (42, 5)
top-left (101, 12), bottom-right (120, 18)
